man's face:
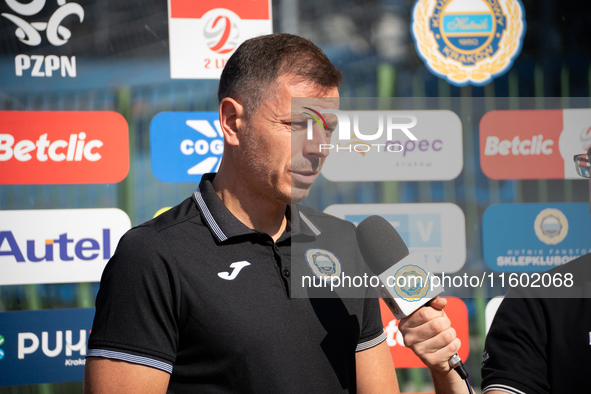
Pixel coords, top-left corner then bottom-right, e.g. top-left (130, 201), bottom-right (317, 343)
top-left (238, 73), bottom-right (339, 204)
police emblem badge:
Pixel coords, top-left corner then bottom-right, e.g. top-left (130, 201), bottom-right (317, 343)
top-left (411, 0), bottom-right (526, 86)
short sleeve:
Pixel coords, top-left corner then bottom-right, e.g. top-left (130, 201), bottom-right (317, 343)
top-left (355, 289), bottom-right (386, 352)
top-left (87, 226), bottom-right (180, 373)
top-left (481, 295), bottom-right (549, 394)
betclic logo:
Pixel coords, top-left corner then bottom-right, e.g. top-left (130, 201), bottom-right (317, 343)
top-left (480, 109), bottom-right (591, 179)
top-left (0, 111), bottom-right (129, 184)
top-left (0, 209), bottom-right (130, 285)
top-left (150, 112), bottom-right (223, 182)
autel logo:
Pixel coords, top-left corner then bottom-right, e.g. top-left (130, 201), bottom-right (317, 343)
top-left (0, 111), bottom-right (129, 184)
top-left (0, 209), bottom-right (130, 285)
top-left (0, 229), bottom-right (111, 263)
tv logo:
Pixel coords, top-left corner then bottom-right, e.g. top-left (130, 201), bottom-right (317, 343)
top-left (0, 111), bottom-right (129, 185)
top-left (324, 203), bottom-right (466, 273)
top-left (151, 112), bottom-right (224, 182)
top-left (0, 209), bottom-right (130, 285)
top-left (2, 0), bottom-right (84, 77)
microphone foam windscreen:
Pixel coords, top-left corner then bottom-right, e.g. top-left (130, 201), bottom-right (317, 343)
top-left (355, 215), bottom-right (410, 275)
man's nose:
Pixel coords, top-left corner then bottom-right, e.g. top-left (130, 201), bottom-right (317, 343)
top-left (303, 123), bottom-right (331, 158)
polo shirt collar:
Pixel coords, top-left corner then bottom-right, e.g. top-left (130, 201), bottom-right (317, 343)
top-left (193, 173), bottom-right (322, 242)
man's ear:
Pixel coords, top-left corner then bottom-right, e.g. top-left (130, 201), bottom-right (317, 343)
top-left (219, 97), bottom-right (246, 147)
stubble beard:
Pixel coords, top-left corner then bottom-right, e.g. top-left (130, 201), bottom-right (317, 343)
top-left (241, 123), bottom-right (300, 205)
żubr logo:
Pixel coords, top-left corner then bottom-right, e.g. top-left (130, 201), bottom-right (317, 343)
top-left (411, 0), bottom-right (525, 86)
top-left (2, 0), bottom-right (84, 77)
top-left (204, 13), bottom-right (239, 55)
top-left (0, 111), bottom-right (129, 184)
top-left (150, 112), bottom-right (224, 182)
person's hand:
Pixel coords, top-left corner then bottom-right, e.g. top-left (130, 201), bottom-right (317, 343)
top-left (398, 297), bottom-right (461, 374)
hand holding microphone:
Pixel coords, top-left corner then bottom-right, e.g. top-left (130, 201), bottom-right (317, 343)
top-left (355, 215), bottom-right (471, 392)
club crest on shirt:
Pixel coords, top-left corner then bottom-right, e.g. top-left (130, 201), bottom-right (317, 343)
top-left (534, 208), bottom-right (569, 245)
top-left (305, 249), bottom-right (342, 282)
top-left (411, 0), bottom-right (526, 86)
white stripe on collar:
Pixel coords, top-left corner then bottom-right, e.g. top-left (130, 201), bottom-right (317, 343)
top-left (299, 211), bottom-right (321, 236)
top-left (193, 188), bottom-right (228, 242)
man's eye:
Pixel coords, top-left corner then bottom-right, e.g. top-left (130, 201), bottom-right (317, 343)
top-left (291, 121), bottom-right (307, 130)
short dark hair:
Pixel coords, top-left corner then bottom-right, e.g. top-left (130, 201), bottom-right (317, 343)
top-left (218, 33), bottom-right (342, 116)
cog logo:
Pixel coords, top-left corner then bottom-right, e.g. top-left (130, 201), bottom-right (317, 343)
top-left (203, 14), bottom-right (239, 54)
top-left (181, 120), bottom-right (224, 175)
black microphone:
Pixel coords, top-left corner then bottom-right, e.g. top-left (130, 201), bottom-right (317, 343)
top-left (355, 215), bottom-right (469, 381)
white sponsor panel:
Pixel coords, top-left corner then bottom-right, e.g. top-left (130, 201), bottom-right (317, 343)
top-left (168, 2), bottom-right (272, 79)
top-left (0, 209), bottom-right (130, 285)
top-left (320, 110), bottom-right (463, 181)
top-left (324, 203), bottom-right (466, 273)
top-left (559, 108), bottom-right (591, 179)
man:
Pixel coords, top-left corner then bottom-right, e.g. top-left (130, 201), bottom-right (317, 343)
top-left (399, 150), bottom-right (591, 393)
top-left (84, 34), bottom-right (399, 393)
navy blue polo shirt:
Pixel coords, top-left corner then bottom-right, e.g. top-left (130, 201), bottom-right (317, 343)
top-left (87, 174), bottom-right (386, 393)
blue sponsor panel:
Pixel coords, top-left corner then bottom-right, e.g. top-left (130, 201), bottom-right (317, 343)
top-left (0, 308), bottom-right (94, 386)
top-left (483, 203), bottom-right (591, 272)
top-left (345, 213), bottom-right (442, 251)
top-left (150, 112), bottom-right (223, 183)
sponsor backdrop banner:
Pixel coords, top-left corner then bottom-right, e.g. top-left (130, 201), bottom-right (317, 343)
top-left (480, 108), bottom-right (591, 180)
top-left (150, 111), bottom-right (224, 182)
top-left (318, 110), bottom-right (463, 182)
top-left (0, 111), bottom-right (129, 184)
top-left (0, 209), bottom-right (131, 285)
top-left (483, 203), bottom-right (591, 272)
top-left (324, 203), bottom-right (466, 273)
top-left (381, 297), bottom-right (469, 368)
top-left (168, 0), bottom-right (272, 79)
top-left (0, 308), bottom-right (94, 387)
